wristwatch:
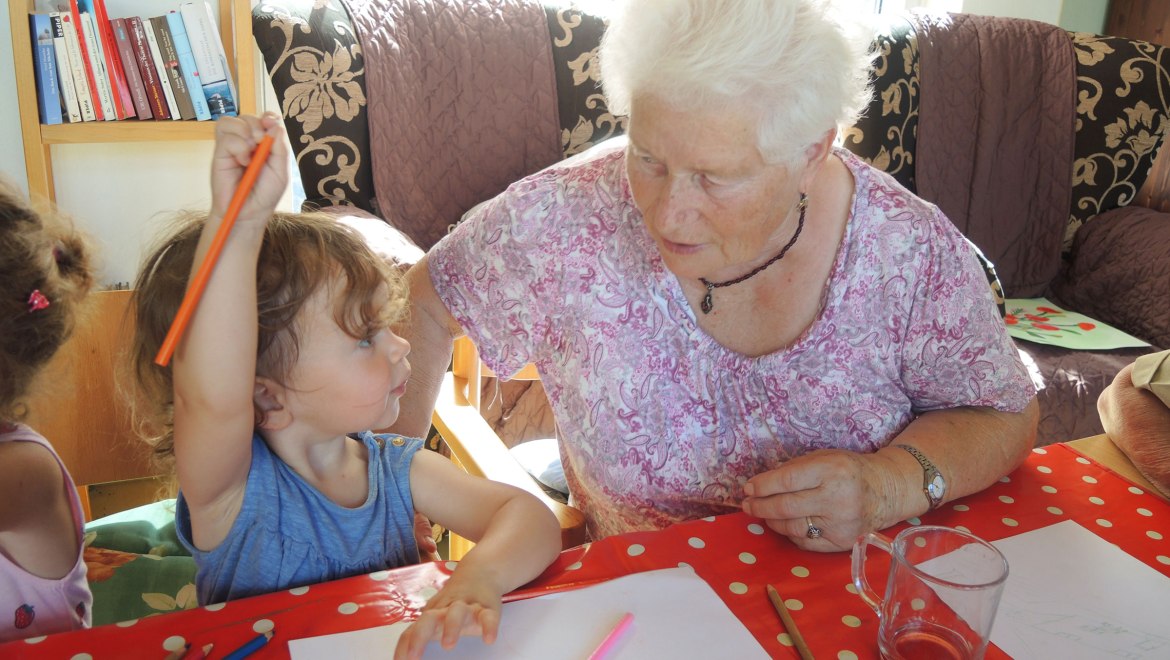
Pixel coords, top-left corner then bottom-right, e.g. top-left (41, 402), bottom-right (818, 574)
top-left (895, 444), bottom-right (946, 510)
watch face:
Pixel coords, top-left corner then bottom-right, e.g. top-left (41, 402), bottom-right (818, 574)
top-left (927, 474), bottom-right (946, 498)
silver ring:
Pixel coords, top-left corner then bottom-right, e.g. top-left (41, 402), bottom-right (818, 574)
top-left (805, 517), bottom-right (823, 539)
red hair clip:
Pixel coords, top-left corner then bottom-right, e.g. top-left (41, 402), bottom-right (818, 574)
top-left (27, 290), bottom-right (50, 313)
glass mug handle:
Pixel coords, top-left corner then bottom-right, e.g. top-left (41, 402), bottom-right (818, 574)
top-left (851, 531), bottom-right (894, 614)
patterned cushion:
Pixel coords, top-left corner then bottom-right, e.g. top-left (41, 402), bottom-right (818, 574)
top-left (544, 6), bottom-right (627, 156)
top-left (252, 0), bottom-right (375, 215)
top-left (84, 500), bottom-right (197, 626)
top-left (1067, 34), bottom-right (1170, 247)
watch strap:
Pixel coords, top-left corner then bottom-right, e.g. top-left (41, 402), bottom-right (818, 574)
top-left (894, 444), bottom-right (945, 510)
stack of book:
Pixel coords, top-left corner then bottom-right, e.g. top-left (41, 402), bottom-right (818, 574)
top-left (28, 0), bottom-right (238, 124)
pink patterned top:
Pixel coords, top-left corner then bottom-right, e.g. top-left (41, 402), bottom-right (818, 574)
top-left (429, 144), bottom-right (1035, 540)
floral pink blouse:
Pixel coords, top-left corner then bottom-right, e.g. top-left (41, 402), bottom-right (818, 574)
top-left (429, 144), bottom-right (1035, 540)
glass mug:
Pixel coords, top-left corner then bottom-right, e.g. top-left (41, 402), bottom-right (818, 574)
top-left (852, 525), bottom-right (1009, 660)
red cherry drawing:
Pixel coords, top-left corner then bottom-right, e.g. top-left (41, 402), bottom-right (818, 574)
top-left (14, 603), bottom-right (35, 629)
top-left (1036, 306), bottom-right (1062, 314)
top-left (1005, 314), bottom-right (1019, 325)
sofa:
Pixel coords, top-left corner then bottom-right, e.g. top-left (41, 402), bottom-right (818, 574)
top-left (252, 1), bottom-right (1170, 447)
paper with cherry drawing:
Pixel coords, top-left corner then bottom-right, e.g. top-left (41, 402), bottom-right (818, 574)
top-left (987, 520), bottom-right (1170, 659)
top-left (1004, 298), bottom-right (1149, 349)
top-left (287, 567), bottom-right (769, 659)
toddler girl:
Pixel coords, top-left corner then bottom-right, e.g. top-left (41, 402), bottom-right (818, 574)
top-left (0, 182), bottom-right (95, 642)
top-left (129, 114), bottom-right (560, 657)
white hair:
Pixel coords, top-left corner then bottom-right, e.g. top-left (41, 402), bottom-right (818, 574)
top-left (598, 0), bottom-right (874, 167)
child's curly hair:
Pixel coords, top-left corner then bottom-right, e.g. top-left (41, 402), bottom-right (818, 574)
top-left (129, 211), bottom-right (408, 469)
top-left (0, 181), bottom-right (96, 423)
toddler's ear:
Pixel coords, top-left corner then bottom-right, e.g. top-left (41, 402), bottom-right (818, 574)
top-left (254, 378), bottom-right (291, 430)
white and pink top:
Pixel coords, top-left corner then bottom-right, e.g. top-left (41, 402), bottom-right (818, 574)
top-left (430, 144), bottom-right (1035, 540)
top-left (0, 423), bottom-right (92, 642)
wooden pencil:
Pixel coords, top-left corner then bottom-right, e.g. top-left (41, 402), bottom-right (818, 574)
top-left (767, 583), bottom-right (814, 660)
top-left (154, 134), bottom-right (275, 367)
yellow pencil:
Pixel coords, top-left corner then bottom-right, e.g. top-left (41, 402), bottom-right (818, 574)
top-left (767, 584), bottom-right (814, 660)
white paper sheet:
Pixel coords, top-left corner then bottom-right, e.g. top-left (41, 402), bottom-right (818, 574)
top-left (990, 520), bottom-right (1170, 659)
top-left (287, 567), bottom-right (769, 659)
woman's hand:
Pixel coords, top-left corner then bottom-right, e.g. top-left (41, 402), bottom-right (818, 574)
top-left (741, 449), bottom-right (907, 551)
top-left (210, 113), bottom-right (289, 228)
top-left (393, 568), bottom-right (503, 660)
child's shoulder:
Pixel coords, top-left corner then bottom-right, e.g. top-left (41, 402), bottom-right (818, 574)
top-left (0, 429), bottom-right (69, 523)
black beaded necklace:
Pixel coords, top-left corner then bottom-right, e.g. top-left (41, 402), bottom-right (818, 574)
top-left (699, 192), bottom-right (808, 314)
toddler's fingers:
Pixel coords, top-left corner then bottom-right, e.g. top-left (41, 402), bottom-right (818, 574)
top-left (441, 601), bottom-right (472, 649)
top-left (478, 607), bottom-right (501, 645)
top-left (397, 612), bottom-right (440, 660)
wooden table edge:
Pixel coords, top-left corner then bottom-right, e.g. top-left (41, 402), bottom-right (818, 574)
top-left (1063, 434), bottom-right (1167, 500)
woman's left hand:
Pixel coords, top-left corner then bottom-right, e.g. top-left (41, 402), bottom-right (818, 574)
top-left (740, 448), bottom-right (907, 552)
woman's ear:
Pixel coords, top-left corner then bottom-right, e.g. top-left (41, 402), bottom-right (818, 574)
top-left (254, 377), bottom-right (291, 431)
top-left (799, 128), bottom-right (838, 190)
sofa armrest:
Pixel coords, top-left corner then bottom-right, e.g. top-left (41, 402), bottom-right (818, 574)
top-left (1052, 206), bottom-right (1170, 348)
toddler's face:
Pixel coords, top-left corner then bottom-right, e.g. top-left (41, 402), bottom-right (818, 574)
top-left (279, 284), bottom-right (411, 436)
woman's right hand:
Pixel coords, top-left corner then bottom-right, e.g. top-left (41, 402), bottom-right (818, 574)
top-left (210, 113), bottom-right (289, 227)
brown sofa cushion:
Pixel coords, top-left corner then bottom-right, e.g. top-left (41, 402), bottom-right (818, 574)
top-left (1052, 206), bottom-right (1170, 348)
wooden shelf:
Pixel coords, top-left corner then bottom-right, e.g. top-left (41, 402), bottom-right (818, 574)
top-left (10, 0), bottom-right (256, 201)
top-left (40, 119), bottom-right (218, 144)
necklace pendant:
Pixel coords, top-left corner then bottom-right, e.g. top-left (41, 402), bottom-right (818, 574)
top-left (701, 290), bottom-right (713, 314)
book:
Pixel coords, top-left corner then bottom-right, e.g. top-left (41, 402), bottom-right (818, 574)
top-left (59, 12), bottom-right (96, 121)
top-left (48, 13), bottom-right (82, 122)
top-left (110, 17), bottom-right (152, 120)
top-left (179, 0), bottom-right (237, 118)
top-left (29, 14), bottom-right (64, 125)
top-left (141, 14), bottom-right (181, 120)
top-left (66, 0), bottom-right (103, 120)
top-left (165, 11), bottom-right (211, 121)
top-left (150, 15), bottom-right (196, 120)
top-left (81, 0), bottom-right (132, 119)
top-left (126, 16), bottom-right (169, 120)
top-left (78, 10), bottom-right (116, 120)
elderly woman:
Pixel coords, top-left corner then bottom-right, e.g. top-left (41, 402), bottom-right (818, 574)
top-left (394, 0), bottom-right (1038, 551)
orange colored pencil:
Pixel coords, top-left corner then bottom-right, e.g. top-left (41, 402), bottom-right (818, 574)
top-left (154, 134), bottom-right (275, 367)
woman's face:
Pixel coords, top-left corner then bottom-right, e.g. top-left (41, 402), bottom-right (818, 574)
top-left (626, 94), bottom-right (805, 284)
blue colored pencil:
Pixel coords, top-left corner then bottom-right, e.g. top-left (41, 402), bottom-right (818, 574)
top-left (222, 630), bottom-right (273, 660)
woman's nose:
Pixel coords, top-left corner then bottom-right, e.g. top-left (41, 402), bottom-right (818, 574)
top-left (653, 175), bottom-right (700, 229)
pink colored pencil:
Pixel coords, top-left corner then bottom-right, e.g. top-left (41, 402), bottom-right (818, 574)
top-left (154, 135), bottom-right (275, 367)
top-left (587, 612), bottom-right (634, 660)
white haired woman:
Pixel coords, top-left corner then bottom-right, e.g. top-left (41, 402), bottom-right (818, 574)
top-left (393, 0), bottom-right (1038, 551)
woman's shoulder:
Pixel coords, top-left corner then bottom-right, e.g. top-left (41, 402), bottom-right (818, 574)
top-left (499, 138), bottom-right (630, 215)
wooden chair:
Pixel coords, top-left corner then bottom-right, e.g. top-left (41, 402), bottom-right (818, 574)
top-left (24, 289), bottom-right (160, 522)
top-left (432, 337), bottom-right (584, 558)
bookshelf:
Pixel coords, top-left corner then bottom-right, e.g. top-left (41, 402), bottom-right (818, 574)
top-left (9, 0), bottom-right (257, 203)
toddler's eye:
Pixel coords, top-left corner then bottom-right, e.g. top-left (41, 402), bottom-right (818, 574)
top-left (358, 337), bottom-right (373, 348)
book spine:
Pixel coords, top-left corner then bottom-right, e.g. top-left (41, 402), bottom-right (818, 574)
top-left (90, 0), bottom-right (133, 119)
top-left (29, 14), bottom-right (64, 125)
top-left (141, 15), bottom-right (180, 120)
top-left (111, 17), bottom-right (152, 120)
top-left (166, 11), bottom-right (210, 121)
top-left (60, 12), bottom-right (96, 121)
top-left (179, 0), bottom-right (237, 117)
top-left (127, 16), bottom-right (169, 120)
top-left (79, 10), bottom-right (116, 120)
top-left (49, 13), bottom-right (82, 123)
top-left (150, 15), bottom-right (195, 120)
top-left (67, 0), bottom-right (103, 120)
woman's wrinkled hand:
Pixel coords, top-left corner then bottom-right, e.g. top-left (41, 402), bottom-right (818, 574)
top-left (740, 449), bottom-right (905, 551)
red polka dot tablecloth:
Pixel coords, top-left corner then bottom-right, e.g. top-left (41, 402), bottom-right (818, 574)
top-left (4, 444), bottom-right (1166, 659)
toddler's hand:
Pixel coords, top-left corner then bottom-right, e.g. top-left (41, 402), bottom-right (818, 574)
top-left (210, 113), bottom-right (288, 227)
top-left (393, 576), bottom-right (502, 660)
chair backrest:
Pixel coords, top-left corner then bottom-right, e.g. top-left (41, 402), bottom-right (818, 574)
top-left (252, 0), bottom-right (620, 250)
top-left (24, 289), bottom-right (155, 520)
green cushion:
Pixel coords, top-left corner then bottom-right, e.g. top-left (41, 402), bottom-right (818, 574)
top-left (83, 499), bottom-right (197, 625)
